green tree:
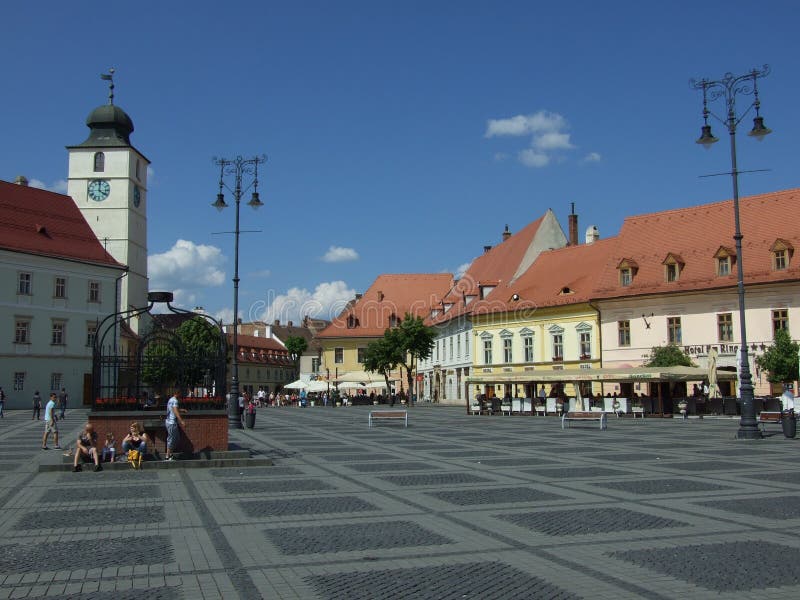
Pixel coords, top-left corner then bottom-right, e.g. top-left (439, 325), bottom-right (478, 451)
top-left (142, 337), bottom-right (179, 397)
top-left (756, 329), bottom-right (800, 384)
top-left (643, 344), bottom-right (695, 367)
top-left (387, 313), bottom-right (437, 405)
top-left (362, 337), bottom-right (402, 397)
top-left (284, 335), bottom-right (308, 378)
top-left (176, 316), bottom-right (224, 390)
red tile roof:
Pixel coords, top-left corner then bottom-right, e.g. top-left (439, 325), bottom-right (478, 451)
top-left (317, 273), bottom-right (454, 338)
top-left (0, 180), bottom-right (124, 268)
top-left (474, 237), bottom-right (617, 315)
top-left (592, 188), bottom-right (800, 298)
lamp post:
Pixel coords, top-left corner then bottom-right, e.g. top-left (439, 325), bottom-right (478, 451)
top-left (691, 66), bottom-right (771, 439)
top-left (212, 155), bottom-right (266, 429)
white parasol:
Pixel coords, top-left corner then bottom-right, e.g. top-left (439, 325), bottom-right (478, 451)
top-left (283, 379), bottom-right (308, 390)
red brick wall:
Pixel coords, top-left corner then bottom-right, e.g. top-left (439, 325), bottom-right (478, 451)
top-left (87, 410), bottom-right (229, 457)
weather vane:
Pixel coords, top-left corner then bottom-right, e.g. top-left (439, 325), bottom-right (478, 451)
top-left (100, 67), bottom-right (115, 105)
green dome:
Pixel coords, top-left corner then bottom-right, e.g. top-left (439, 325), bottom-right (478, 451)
top-left (73, 103), bottom-right (135, 147)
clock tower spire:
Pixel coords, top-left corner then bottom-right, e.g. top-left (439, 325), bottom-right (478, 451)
top-left (67, 69), bottom-right (150, 329)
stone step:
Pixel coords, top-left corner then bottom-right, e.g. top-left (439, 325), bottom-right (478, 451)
top-left (40, 451), bottom-right (270, 472)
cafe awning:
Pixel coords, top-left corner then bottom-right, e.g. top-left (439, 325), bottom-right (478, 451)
top-left (465, 365), bottom-right (737, 385)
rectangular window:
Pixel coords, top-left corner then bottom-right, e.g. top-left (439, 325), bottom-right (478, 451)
top-left (580, 332), bottom-right (591, 358)
top-left (523, 336), bottom-right (534, 362)
top-left (334, 347), bottom-right (343, 364)
top-left (465, 332), bottom-right (469, 356)
top-left (54, 277), bottom-right (67, 299)
top-left (620, 268), bottom-right (632, 287)
top-left (88, 281), bottom-right (101, 303)
top-left (667, 317), bottom-right (682, 344)
top-left (435, 340), bottom-right (439, 361)
top-left (449, 337), bottom-right (454, 359)
top-left (18, 272), bottom-right (32, 295)
top-left (51, 321), bottom-right (66, 345)
top-left (13, 372), bottom-right (25, 392)
top-left (717, 313), bottom-right (733, 342)
top-left (483, 339), bottom-right (492, 364)
top-left (86, 324), bottom-right (97, 347)
top-left (618, 320), bottom-right (631, 347)
top-left (15, 320), bottom-right (30, 344)
top-left (774, 250), bottom-right (787, 270)
top-left (443, 339), bottom-right (447, 361)
top-left (665, 263), bottom-right (678, 282)
top-left (456, 335), bottom-right (461, 358)
top-left (718, 257), bottom-right (730, 276)
top-left (357, 347), bottom-right (367, 364)
top-left (552, 334), bottom-right (563, 360)
top-left (503, 337), bottom-right (512, 363)
top-left (311, 357), bottom-right (321, 373)
top-left (772, 309), bottom-right (789, 336)
top-left (50, 373), bottom-right (62, 391)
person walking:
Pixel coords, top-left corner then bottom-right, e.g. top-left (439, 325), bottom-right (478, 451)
top-left (41, 392), bottom-right (60, 450)
top-left (58, 388), bottom-right (68, 419)
top-left (164, 390), bottom-right (186, 461)
top-left (32, 390), bottom-right (42, 420)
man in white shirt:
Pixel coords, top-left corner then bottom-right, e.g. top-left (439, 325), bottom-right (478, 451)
top-left (41, 392), bottom-right (61, 450)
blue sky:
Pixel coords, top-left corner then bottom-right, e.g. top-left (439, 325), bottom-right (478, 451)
top-left (2, 1), bottom-right (798, 326)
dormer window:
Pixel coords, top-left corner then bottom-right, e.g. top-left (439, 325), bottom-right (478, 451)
top-left (714, 247), bottom-right (736, 276)
top-left (346, 314), bottom-right (359, 328)
top-left (770, 239), bottom-right (794, 271)
top-left (662, 253), bottom-right (684, 283)
top-left (559, 287), bottom-right (573, 295)
top-left (617, 258), bottom-right (638, 287)
top-left (479, 285), bottom-right (496, 299)
top-left (464, 294), bottom-right (476, 305)
top-left (443, 303), bottom-right (453, 313)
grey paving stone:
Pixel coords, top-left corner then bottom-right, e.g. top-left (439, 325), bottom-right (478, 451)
top-left (21, 587), bottom-right (183, 600)
top-left (210, 466), bottom-right (302, 478)
top-left (429, 486), bottom-right (568, 506)
top-left (593, 478), bottom-right (735, 495)
top-left (56, 471), bottom-right (159, 484)
top-left (39, 485), bottom-right (160, 503)
top-left (610, 540), bottom-right (800, 591)
top-left (697, 495), bottom-right (800, 519)
top-left (500, 507), bottom-right (687, 535)
top-left (377, 472), bottom-right (492, 487)
top-left (430, 450), bottom-right (508, 458)
top-left (222, 479), bottom-right (334, 494)
top-left (307, 561), bottom-right (580, 600)
top-left (0, 535), bottom-right (172, 573)
top-left (240, 495), bottom-right (379, 517)
top-left (322, 453), bottom-right (398, 462)
top-left (522, 466), bottom-right (630, 479)
top-left (345, 461), bottom-right (440, 473)
top-left (745, 471), bottom-right (800, 485)
top-left (15, 506), bottom-right (166, 530)
top-left (266, 520), bottom-right (450, 554)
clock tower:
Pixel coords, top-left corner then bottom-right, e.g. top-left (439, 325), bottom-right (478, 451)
top-left (67, 70), bottom-right (150, 327)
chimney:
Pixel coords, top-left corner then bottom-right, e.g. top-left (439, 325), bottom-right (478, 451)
top-left (483, 245), bottom-right (492, 254)
top-left (568, 202), bottom-right (578, 246)
top-left (355, 293), bottom-right (363, 300)
top-left (273, 319), bottom-right (279, 326)
top-left (287, 320), bottom-right (293, 327)
top-left (378, 291), bottom-right (384, 301)
top-left (14, 175), bottom-right (28, 186)
top-left (585, 225), bottom-right (600, 244)
top-left (502, 224), bottom-right (511, 242)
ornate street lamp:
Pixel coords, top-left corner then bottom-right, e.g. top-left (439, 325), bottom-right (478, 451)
top-left (691, 66), bottom-right (771, 439)
top-left (212, 155), bottom-right (266, 429)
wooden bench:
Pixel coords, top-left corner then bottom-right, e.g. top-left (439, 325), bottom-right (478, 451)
top-left (758, 411), bottom-right (782, 434)
top-left (368, 410), bottom-right (408, 428)
top-left (561, 411), bottom-right (607, 430)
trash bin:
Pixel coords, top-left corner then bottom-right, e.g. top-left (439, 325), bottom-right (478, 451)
top-left (781, 410), bottom-right (796, 438)
top-left (245, 409), bottom-right (256, 429)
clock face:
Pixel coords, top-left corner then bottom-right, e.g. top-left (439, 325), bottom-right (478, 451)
top-left (133, 185), bottom-right (141, 207)
top-left (87, 179), bottom-right (111, 201)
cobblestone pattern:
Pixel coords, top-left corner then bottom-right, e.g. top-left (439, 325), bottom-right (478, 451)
top-left (306, 561), bottom-right (580, 600)
top-left (698, 495), bottom-right (800, 519)
top-left (501, 507), bottom-right (687, 535)
top-left (663, 460), bottom-right (751, 472)
top-left (15, 506), bottom-right (166, 530)
top-left (475, 457), bottom-right (559, 467)
top-left (222, 479), bottom-right (334, 494)
top-left (57, 471), bottom-right (159, 483)
top-left (0, 463), bottom-right (19, 471)
top-left (240, 495), bottom-right (379, 517)
top-left (345, 461), bottom-right (440, 473)
top-left (430, 450), bottom-right (507, 458)
top-left (210, 466), bottom-right (302, 478)
top-left (593, 478), bottom-right (734, 495)
top-left (0, 535), bottom-right (172, 573)
top-left (322, 453), bottom-right (398, 462)
top-left (522, 466), bottom-right (630, 478)
top-left (18, 587), bottom-right (183, 600)
top-left (747, 471), bottom-right (800, 485)
top-left (39, 484), bottom-right (160, 503)
top-left (430, 486), bottom-right (567, 506)
top-left (610, 540), bottom-right (800, 592)
top-left (377, 472), bottom-right (492, 487)
top-left (265, 520), bottom-right (451, 555)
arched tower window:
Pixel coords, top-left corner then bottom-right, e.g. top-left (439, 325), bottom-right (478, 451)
top-left (93, 152), bottom-right (105, 172)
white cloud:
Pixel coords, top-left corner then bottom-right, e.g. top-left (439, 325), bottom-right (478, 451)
top-left (583, 152), bottom-right (602, 163)
top-left (485, 111), bottom-right (567, 138)
top-left (148, 239), bottom-right (226, 293)
top-left (322, 246), bottom-right (359, 263)
top-left (518, 149), bottom-right (550, 168)
top-left (253, 280), bottom-right (356, 324)
top-left (486, 110), bottom-right (582, 169)
top-left (28, 178), bottom-right (68, 193)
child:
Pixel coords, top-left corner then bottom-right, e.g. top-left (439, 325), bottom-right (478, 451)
top-left (101, 432), bottom-right (116, 463)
